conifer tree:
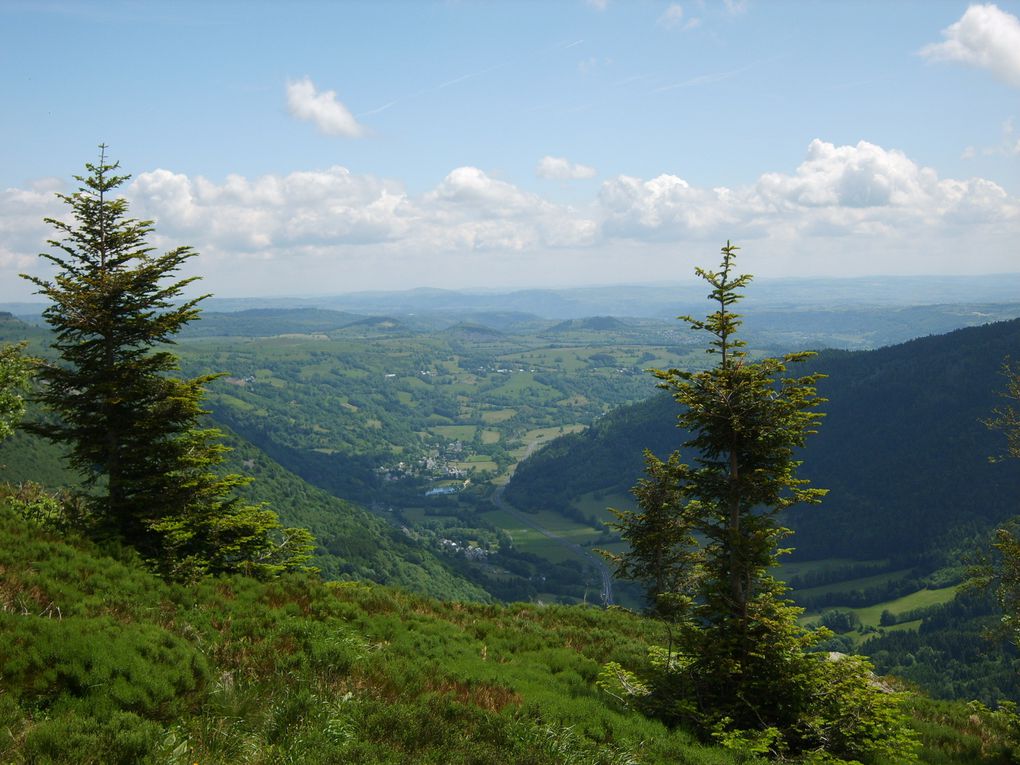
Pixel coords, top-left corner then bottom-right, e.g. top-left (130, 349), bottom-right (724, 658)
top-left (602, 242), bottom-right (915, 760)
top-left (22, 147), bottom-right (314, 579)
top-left (603, 450), bottom-right (700, 622)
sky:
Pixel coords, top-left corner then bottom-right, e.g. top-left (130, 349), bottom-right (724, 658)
top-left (1, 0), bottom-right (1018, 301)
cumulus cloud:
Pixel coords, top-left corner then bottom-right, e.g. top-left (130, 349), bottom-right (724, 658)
top-left (585, 0), bottom-right (609, 10)
top-left (286, 77), bottom-right (366, 137)
top-left (536, 156), bottom-right (597, 180)
top-left (422, 167), bottom-right (597, 250)
top-left (597, 138), bottom-right (1018, 247)
top-left (920, 4), bottom-right (1020, 88)
top-left (599, 174), bottom-right (739, 239)
top-left (130, 166), bottom-right (411, 251)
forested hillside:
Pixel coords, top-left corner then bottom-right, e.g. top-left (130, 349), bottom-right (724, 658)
top-left (507, 317), bottom-right (1020, 564)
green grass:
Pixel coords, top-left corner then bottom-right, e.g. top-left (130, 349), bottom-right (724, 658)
top-left (208, 391), bottom-right (257, 412)
top-left (793, 569), bottom-right (914, 600)
top-left (0, 505), bottom-right (750, 765)
top-left (454, 460), bottom-right (497, 474)
top-left (478, 510), bottom-right (579, 563)
top-left (777, 558), bottom-right (888, 580)
top-left (852, 586), bottom-right (961, 627)
top-left (802, 585), bottom-right (961, 630)
top-left (479, 507), bottom-right (602, 563)
top-left (431, 424), bottom-right (477, 440)
top-left (488, 373), bottom-right (560, 398)
top-left (480, 408), bottom-right (516, 423)
top-left (511, 428), bottom-right (571, 460)
top-left (573, 491), bottom-right (634, 525)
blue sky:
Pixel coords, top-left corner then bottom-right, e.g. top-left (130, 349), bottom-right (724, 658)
top-left (1, 1), bottom-right (1018, 300)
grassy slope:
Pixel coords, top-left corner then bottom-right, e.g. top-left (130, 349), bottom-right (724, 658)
top-left (0, 505), bottom-right (736, 765)
top-left (0, 506), bottom-right (1005, 764)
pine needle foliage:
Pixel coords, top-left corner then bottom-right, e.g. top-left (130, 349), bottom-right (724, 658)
top-left (0, 342), bottom-right (31, 444)
top-left (20, 148), bottom-right (314, 579)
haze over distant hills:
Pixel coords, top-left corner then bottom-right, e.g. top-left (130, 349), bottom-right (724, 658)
top-left (10, 275), bottom-right (1018, 354)
top-left (6, 274), bottom-right (1020, 323)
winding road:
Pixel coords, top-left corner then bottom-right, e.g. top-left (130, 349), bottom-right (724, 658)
top-left (491, 484), bottom-right (614, 607)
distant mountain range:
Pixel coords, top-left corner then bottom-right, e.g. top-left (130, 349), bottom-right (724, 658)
top-left (7, 273), bottom-right (1020, 322)
top-left (10, 276), bottom-right (1020, 352)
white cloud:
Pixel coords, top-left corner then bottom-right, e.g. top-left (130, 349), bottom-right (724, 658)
top-left (599, 174), bottom-right (739, 239)
top-left (286, 77), bottom-right (366, 137)
top-left (130, 166), bottom-right (410, 250)
top-left (920, 4), bottom-right (1020, 88)
top-left (585, 0), bottom-right (608, 10)
top-left (121, 164), bottom-right (598, 264)
top-left (536, 156), bottom-right (597, 180)
top-left (598, 138), bottom-right (1018, 248)
top-left (0, 182), bottom-right (67, 274)
top-left (423, 167), bottom-right (597, 250)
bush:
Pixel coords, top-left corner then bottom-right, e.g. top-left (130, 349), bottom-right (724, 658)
top-left (0, 615), bottom-right (208, 719)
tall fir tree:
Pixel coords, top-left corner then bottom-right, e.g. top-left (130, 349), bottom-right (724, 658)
top-left (602, 242), bottom-right (915, 761)
top-left (22, 148), bottom-right (314, 579)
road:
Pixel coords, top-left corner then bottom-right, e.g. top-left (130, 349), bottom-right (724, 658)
top-left (491, 484), bottom-right (614, 607)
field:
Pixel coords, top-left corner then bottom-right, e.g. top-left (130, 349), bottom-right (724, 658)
top-left (851, 585), bottom-right (961, 627)
top-left (793, 569), bottom-right (914, 601)
top-left (572, 490), bottom-right (635, 525)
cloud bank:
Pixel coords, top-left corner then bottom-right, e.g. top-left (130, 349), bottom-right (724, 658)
top-left (3, 139), bottom-right (1017, 298)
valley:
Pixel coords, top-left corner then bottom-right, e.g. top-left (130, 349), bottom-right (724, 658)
top-left (4, 289), bottom-right (1020, 705)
